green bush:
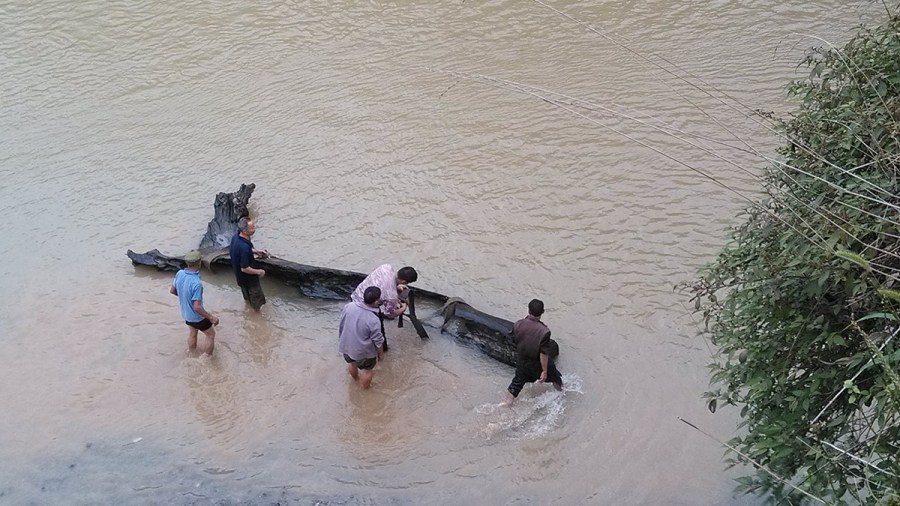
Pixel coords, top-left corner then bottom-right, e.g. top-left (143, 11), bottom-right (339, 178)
top-left (688, 13), bottom-right (900, 505)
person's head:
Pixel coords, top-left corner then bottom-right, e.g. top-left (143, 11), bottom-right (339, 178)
top-left (397, 266), bottom-right (418, 284)
top-left (184, 250), bottom-right (202, 269)
top-left (363, 286), bottom-right (382, 307)
top-left (238, 217), bottom-right (256, 237)
top-left (528, 298), bottom-right (544, 317)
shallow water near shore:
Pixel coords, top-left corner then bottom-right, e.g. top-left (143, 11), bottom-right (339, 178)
top-left (0, 0), bottom-right (886, 503)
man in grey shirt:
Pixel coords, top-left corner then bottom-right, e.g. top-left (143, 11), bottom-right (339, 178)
top-left (339, 286), bottom-right (385, 389)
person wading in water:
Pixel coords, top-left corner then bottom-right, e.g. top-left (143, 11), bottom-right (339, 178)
top-left (349, 264), bottom-right (417, 351)
top-left (229, 217), bottom-right (269, 311)
top-left (504, 299), bottom-right (563, 406)
top-left (339, 286), bottom-right (385, 389)
top-left (170, 250), bottom-right (219, 355)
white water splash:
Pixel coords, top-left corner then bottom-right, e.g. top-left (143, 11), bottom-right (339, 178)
top-left (475, 373), bottom-right (583, 440)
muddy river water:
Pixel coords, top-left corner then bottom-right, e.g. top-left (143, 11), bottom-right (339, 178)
top-left (0, 0), bottom-right (885, 504)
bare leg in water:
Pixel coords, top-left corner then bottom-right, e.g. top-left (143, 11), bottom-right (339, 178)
top-left (200, 326), bottom-right (216, 355)
top-left (347, 363), bottom-right (374, 388)
top-left (187, 327), bottom-right (199, 351)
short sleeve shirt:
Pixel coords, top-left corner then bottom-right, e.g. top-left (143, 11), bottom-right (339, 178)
top-left (229, 233), bottom-right (255, 285)
top-left (338, 301), bottom-right (385, 360)
top-left (350, 264), bottom-right (401, 315)
top-left (174, 269), bottom-right (204, 322)
top-left (512, 315), bottom-right (552, 361)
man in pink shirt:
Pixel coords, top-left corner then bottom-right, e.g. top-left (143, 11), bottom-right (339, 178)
top-left (350, 264), bottom-right (418, 351)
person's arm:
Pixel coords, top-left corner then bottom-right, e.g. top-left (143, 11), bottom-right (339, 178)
top-left (381, 297), bottom-right (407, 319)
top-left (538, 330), bottom-right (551, 382)
top-left (252, 248), bottom-right (270, 259)
top-left (190, 285), bottom-right (218, 324)
top-left (388, 301), bottom-right (408, 318)
top-left (170, 285), bottom-right (177, 296)
top-left (241, 265), bottom-right (266, 277)
top-left (540, 329), bottom-right (550, 383)
top-left (192, 300), bottom-right (219, 325)
top-left (371, 319), bottom-right (385, 359)
top-left (382, 289), bottom-right (407, 318)
top-left (240, 248), bottom-right (265, 277)
top-left (539, 352), bottom-right (549, 382)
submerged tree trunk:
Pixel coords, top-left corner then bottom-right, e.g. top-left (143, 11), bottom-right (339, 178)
top-left (127, 184), bottom-right (520, 367)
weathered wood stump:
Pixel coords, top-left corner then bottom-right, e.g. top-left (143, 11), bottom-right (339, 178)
top-left (126, 184), bottom-right (519, 366)
top-left (198, 183), bottom-right (255, 252)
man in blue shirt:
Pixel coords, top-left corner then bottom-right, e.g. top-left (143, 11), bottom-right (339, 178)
top-left (229, 217), bottom-right (269, 311)
top-left (170, 250), bottom-right (219, 355)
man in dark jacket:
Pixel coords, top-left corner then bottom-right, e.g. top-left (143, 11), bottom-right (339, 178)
top-left (504, 299), bottom-right (563, 406)
top-left (229, 217), bottom-right (269, 311)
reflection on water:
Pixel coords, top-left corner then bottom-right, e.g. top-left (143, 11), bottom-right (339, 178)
top-left (238, 309), bottom-right (278, 367)
top-left (184, 355), bottom-right (243, 445)
top-left (333, 341), bottom-right (430, 464)
top-left (337, 386), bottom-right (398, 461)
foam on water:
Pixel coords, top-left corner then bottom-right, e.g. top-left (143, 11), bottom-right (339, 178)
top-left (474, 373), bottom-right (583, 440)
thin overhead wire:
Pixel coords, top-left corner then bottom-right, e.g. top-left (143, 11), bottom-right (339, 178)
top-left (793, 32), bottom-right (900, 152)
top-left (425, 67), bottom-right (900, 273)
top-left (496, 76), bottom-right (900, 236)
top-left (810, 327), bottom-right (899, 425)
top-left (678, 418), bottom-right (828, 504)
top-left (529, 0), bottom-right (900, 205)
top-left (518, 81), bottom-right (900, 225)
top-left (425, 66), bottom-right (830, 252)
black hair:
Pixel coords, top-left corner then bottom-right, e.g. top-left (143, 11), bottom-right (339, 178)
top-left (397, 266), bottom-right (418, 283)
top-left (363, 286), bottom-right (382, 305)
top-left (528, 299), bottom-right (545, 317)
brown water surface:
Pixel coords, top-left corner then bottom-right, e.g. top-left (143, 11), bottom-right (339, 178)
top-left (0, 0), bottom-right (884, 504)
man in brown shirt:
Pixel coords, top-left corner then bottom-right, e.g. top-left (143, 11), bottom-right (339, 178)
top-left (504, 299), bottom-right (563, 406)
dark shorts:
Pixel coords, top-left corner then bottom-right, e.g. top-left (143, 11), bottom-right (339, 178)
top-left (507, 359), bottom-right (563, 398)
top-left (186, 318), bottom-right (213, 331)
top-left (343, 354), bottom-right (377, 370)
top-left (238, 276), bottom-right (266, 310)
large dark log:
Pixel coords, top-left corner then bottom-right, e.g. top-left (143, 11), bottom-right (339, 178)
top-left (198, 183), bottom-right (255, 252)
top-left (439, 298), bottom-right (517, 366)
top-left (127, 184), bottom-right (519, 366)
